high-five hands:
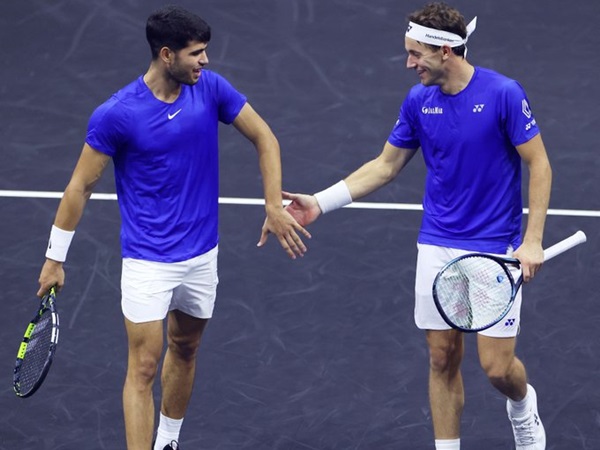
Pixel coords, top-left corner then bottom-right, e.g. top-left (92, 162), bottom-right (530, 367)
top-left (257, 203), bottom-right (312, 259)
top-left (282, 191), bottom-right (322, 227)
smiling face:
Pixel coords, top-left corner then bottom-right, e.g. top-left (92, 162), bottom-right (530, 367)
top-left (404, 36), bottom-right (447, 87)
top-left (166, 40), bottom-right (209, 85)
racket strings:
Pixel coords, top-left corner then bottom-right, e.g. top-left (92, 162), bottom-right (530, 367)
top-left (436, 257), bottom-right (513, 329)
top-left (17, 311), bottom-right (54, 393)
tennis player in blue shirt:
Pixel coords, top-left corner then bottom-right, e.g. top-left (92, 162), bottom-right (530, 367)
top-left (284, 3), bottom-right (551, 449)
top-left (37, 6), bottom-right (310, 450)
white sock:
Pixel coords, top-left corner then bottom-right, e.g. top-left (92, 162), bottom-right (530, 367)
top-left (153, 413), bottom-right (184, 450)
top-left (508, 385), bottom-right (530, 418)
top-left (435, 438), bottom-right (460, 449)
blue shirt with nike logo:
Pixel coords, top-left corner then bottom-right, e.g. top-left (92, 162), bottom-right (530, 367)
top-left (86, 70), bottom-right (247, 262)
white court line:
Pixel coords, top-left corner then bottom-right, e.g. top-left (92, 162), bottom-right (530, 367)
top-left (1, 189), bottom-right (599, 218)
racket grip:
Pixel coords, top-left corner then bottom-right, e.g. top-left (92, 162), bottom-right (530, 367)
top-left (543, 230), bottom-right (586, 261)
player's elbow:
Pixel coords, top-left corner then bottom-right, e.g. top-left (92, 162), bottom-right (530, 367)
top-left (65, 180), bottom-right (94, 201)
top-left (373, 159), bottom-right (400, 185)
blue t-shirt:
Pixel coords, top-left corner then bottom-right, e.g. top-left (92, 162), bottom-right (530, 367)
top-left (388, 67), bottom-right (540, 253)
top-left (86, 70), bottom-right (247, 262)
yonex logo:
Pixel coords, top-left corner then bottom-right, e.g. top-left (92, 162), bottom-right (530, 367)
top-left (407, 24), bottom-right (413, 32)
top-left (505, 318), bottom-right (516, 326)
top-left (473, 104), bottom-right (485, 112)
top-left (525, 118), bottom-right (537, 131)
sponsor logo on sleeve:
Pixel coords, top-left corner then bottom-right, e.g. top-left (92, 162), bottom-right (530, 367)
top-left (521, 99), bottom-right (532, 119)
top-left (522, 99), bottom-right (537, 130)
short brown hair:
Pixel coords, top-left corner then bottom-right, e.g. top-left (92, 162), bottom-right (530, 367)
top-left (408, 2), bottom-right (467, 57)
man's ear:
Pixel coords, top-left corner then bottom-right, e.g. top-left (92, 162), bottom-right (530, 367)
top-left (159, 46), bottom-right (174, 64)
top-left (441, 45), bottom-right (452, 60)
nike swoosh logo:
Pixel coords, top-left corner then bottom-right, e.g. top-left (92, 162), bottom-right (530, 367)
top-left (168, 109), bottom-right (182, 120)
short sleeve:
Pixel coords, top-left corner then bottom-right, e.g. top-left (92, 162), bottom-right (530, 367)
top-left (86, 96), bottom-right (129, 156)
top-left (209, 72), bottom-right (247, 124)
top-left (500, 80), bottom-right (540, 147)
top-left (387, 94), bottom-right (420, 149)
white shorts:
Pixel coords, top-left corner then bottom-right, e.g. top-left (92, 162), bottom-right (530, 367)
top-left (415, 243), bottom-right (522, 338)
top-left (121, 246), bottom-right (219, 323)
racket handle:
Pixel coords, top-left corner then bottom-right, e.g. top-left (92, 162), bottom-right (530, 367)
top-left (543, 230), bottom-right (587, 261)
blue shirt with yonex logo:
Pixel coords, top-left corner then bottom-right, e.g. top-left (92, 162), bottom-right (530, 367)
top-left (388, 67), bottom-right (540, 253)
top-left (86, 70), bottom-right (247, 262)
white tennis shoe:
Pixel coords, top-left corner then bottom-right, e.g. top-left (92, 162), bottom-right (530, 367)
top-left (507, 384), bottom-right (546, 449)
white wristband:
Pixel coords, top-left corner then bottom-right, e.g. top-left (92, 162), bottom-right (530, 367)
top-left (314, 180), bottom-right (353, 214)
top-left (45, 225), bottom-right (75, 262)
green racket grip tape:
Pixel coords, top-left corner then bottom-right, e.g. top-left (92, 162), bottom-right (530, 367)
top-left (17, 342), bottom-right (28, 360)
top-left (24, 323), bottom-right (36, 339)
top-left (16, 323), bottom-right (36, 359)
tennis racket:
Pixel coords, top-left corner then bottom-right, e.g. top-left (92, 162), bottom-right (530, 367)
top-left (13, 286), bottom-right (60, 398)
top-left (432, 230), bottom-right (587, 332)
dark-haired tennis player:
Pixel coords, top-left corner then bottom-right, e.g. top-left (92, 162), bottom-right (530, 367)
top-left (283, 2), bottom-right (551, 449)
top-left (37, 6), bottom-right (309, 450)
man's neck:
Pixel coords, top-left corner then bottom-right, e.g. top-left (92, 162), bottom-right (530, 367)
top-left (440, 59), bottom-right (475, 95)
top-left (143, 64), bottom-right (181, 103)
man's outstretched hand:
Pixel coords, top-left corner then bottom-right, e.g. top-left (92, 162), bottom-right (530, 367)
top-left (256, 204), bottom-right (312, 259)
top-left (282, 191), bottom-right (322, 227)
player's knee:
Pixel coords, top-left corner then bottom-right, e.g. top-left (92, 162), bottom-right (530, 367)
top-left (167, 334), bottom-right (201, 361)
top-left (480, 358), bottom-right (511, 384)
top-left (127, 354), bottom-right (160, 386)
top-left (429, 343), bottom-right (462, 373)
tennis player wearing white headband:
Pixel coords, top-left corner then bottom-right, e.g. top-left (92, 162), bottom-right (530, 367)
top-left (406, 16), bottom-right (477, 53)
top-left (283, 2), bottom-right (551, 449)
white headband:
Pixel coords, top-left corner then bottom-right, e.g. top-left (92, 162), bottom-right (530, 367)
top-left (406, 17), bottom-right (477, 48)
